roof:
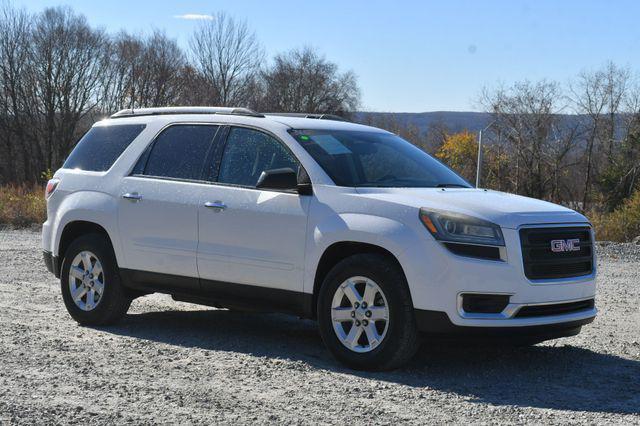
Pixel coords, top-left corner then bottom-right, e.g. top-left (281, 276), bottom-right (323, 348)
top-left (110, 106), bottom-right (263, 118)
top-left (104, 107), bottom-right (387, 133)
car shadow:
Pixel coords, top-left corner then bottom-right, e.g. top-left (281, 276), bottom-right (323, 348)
top-left (99, 307), bottom-right (640, 416)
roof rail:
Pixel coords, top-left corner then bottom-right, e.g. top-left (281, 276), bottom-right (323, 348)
top-left (110, 106), bottom-right (264, 119)
top-left (263, 112), bottom-right (349, 122)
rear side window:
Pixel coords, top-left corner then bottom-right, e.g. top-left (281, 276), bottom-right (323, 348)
top-left (63, 124), bottom-right (146, 171)
top-left (140, 125), bottom-right (218, 181)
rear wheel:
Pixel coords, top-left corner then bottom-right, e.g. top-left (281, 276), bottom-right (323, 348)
top-left (317, 254), bottom-right (419, 370)
top-left (60, 234), bottom-right (131, 325)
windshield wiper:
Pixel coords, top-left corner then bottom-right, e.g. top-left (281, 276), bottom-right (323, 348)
top-left (436, 183), bottom-right (469, 188)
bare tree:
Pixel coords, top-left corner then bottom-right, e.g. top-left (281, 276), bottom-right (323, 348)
top-left (602, 63), bottom-right (630, 163)
top-left (259, 46), bottom-right (360, 115)
top-left (173, 64), bottom-right (216, 106)
top-left (570, 63), bottom-right (630, 210)
top-left (0, 1), bottom-right (34, 182)
top-left (102, 30), bottom-right (185, 111)
top-left (189, 12), bottom-right (263, 106)
top-left (100, 32), bottom-right (143, 112)
top-left (481, 80), bottom-right (578, 200)
top-left (358, 113), bottom-right (423, 148)
top-left (29, 6), bottom-right (110, 171)
top-left (0, 4), bottom-right (365, 184)
top-left (596, 72), bottom-right (640, 210)
top-left (424, 119), bottom-right (451, 154)
top-left (136, 31), bottom-right (186, 107)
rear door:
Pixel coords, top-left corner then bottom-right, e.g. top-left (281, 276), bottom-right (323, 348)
top-left (118, 124), bottom-right (219, 291)
top-left (196, 126), bottom-right (310, 296)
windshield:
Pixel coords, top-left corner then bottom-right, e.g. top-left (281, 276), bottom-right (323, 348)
top-left (291, 129), bottom-right (471, 188)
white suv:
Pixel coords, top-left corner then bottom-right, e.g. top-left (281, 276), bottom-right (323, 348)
top-left (42, 107), bottom-right (597, 370)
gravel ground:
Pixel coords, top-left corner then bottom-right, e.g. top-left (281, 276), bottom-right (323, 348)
top-left (0, 229), bottom-right (638, 424)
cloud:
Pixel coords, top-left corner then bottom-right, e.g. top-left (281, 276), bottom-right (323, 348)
top-left (173, 14), bottom-right (214, 21)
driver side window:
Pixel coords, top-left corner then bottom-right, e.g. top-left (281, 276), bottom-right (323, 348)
top-left (218, 127), bottom-right (299, 187)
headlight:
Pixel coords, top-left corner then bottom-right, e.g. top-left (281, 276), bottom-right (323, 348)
top-left (419, 208), bottom-right (504, 246)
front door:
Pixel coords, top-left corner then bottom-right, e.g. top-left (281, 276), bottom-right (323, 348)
top-left (196, 126), bottom-right (310, 295)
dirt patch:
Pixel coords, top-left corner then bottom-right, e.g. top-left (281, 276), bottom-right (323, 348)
top-left (0, 230), bottom-right (638, 424)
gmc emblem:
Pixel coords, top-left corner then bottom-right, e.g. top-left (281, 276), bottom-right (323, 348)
top-left (550, 238), bottom-right (580, 253)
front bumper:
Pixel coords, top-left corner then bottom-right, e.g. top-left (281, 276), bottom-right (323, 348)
top-left (402, 224), bottom-right (597, 329)
top-left (415, 308), bottom-right (594, 341)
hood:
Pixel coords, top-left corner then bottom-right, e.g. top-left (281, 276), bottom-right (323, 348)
top-left (354, 188), bottom-right (589, 229)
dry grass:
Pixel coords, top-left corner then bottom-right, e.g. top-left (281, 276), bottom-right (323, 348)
top-left (0, 184), bottom-right (46, 227)
top-left (0, 183), bottom-right (638, 242)
top-left (590, 190), bottom-right (640, 242)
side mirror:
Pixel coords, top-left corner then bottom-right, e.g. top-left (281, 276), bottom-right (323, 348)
top-left (256, 168), bottom-right (299, 191)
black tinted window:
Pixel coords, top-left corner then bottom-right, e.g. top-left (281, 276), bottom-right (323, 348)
top-left (142, 125), bottom-right (218, 181)
top-left (63, 124), bottom-right (146, 171)
top-left (218, 127), bottom-right (298, 187)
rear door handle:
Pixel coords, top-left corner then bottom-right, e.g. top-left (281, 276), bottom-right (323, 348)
top-left (122, 192), bottom-right (142, 201)
top-left (204, 201), bottom-right (227, 211)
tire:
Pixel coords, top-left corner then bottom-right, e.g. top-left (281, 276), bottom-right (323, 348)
top-left (60, 233), bottom-right (131, 326)
top-left (317, 254), bottom-right (420, 371)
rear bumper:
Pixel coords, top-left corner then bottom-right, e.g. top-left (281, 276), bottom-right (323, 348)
top-left (43, 250), bottom-right (60, 278)
top-left (415, 308), bottom-right (595, 341)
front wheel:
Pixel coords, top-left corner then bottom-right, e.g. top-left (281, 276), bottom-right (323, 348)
top-left (60, 233), bottom-right (131, 326)
top-left (317, 254), bottom-right (420, 371)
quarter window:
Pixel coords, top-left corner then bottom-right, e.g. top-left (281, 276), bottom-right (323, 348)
top-left (63, 124), bottom-right (146, 172)
top-left (218, 127), bottom-right (299, 187)
top-left (140, 125), bottom-right (218, 181)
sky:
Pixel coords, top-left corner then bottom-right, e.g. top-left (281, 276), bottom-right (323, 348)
top-left (16, 0), bottom-right (640, 112)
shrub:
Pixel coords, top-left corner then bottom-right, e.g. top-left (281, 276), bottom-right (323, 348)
top-left (590, 190), bottom-right (640, 242)
top-left (436, 130), bottom-right (478, 183)
top-left (0, 184), bottom-right (47, 227)
top-left (0, 182), bottom-right (639, 242)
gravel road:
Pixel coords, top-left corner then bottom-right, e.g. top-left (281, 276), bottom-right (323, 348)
top-left (0, 229), bottom-right (638, 424)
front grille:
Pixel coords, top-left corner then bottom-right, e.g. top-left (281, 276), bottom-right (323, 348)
top-left (520, 226), bottom-right (594, 280)
top-left (515, 299), bottom-right (595, 318)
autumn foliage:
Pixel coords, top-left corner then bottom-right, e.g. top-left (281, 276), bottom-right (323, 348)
top-left (435, 130), bottom-right (478, 183)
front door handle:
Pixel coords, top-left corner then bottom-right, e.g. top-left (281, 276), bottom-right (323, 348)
top-left (122, 192), bottom-right (142, 201)
top-left (204, 201), bottom-right (227, 211)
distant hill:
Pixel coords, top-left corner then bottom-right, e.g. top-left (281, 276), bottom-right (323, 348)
top-left (354, 111), bottom-right (493, 133)
top-left (355, 111), bottom-right (626, 142)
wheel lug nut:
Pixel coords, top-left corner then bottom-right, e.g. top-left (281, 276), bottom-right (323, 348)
top-left (354, 302), bottom-right (359, 309)
top-left (363, 320), bottom-right (368, 326)
top-left (355, 320), bottom-right (361, 326)
top-left (350, 311), bottom-right (356, 318)
top-left (361, 302), bottom-right (367, 309)
top-left (365, 311), bottom-right (372, 317)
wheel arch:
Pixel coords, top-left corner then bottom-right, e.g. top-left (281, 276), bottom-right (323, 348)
top-left (311, 241), bottom-right (410, 319)
top-left (49, 189), bottom-right (121, 266)
top-left (56, 221), bottom-right (115, 276)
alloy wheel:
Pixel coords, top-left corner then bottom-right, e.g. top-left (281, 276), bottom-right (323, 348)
top-left (68, 250), bottom-right (105, 311)
top-left (330, 276), bottom-right (390, 353)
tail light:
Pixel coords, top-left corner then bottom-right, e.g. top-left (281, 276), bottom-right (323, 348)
top-left (45, 178), bottom-right (60, 199)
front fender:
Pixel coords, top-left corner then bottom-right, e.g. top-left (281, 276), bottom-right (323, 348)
top-left (304, 212), bottom-right (423, 294)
